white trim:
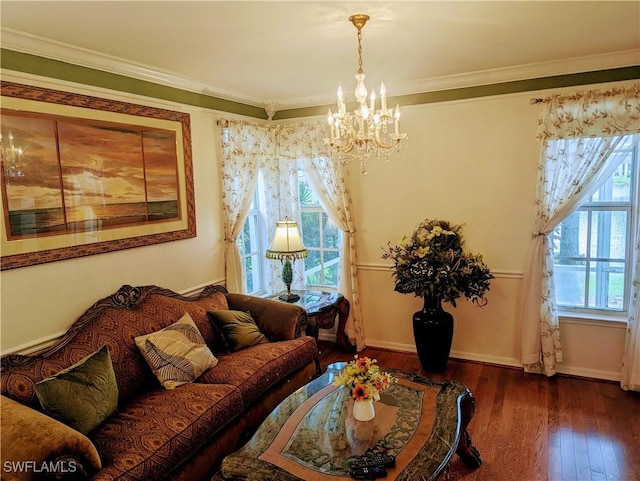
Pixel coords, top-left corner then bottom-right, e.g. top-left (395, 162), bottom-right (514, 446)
top-left (366, 338), bottom-right (621, 381)
top-left (559, 313), bottom-right (628, 328)
top-left (365, 338), bottom-right (522, 367)
top-left (358, 263), bottom-right (523, 279)
top-left (318, 331), bottom-right (337, 342)
top-left (1, 29), bottom-right (265, 109)
top-left (0, 279), bottom-right (227, 357)
top-left (449, 350), bottom-right (523, 369)
top-left (555, 365), bottom-right (621, 382)
top-left (0, 69), bottom-right (226, 115)
top-left (180, 278), bottom-right (226, 297)
top-left (394, 50), bottom-right (640, 96)
top-left (1, 331), bottom-right (69, 357)
top-left (3, 28), bottom-right (637, 111)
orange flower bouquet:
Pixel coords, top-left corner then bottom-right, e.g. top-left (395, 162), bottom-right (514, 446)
top-left (333, 355), bottom-right (397, 401)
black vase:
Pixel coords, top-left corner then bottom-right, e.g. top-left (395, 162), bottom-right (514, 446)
top-left (412, 296), bottom-right (454, 372)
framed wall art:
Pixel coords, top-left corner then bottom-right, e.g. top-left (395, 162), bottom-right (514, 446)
top-left (0, 81), bottom-right (196, 270)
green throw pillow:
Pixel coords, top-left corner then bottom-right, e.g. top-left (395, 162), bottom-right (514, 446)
top-left (135, 312), bottom-right (218, 389)
top-left (35, 345), bottom-right (118, 435)
top-left (207, 310), bottom-right (268, 352)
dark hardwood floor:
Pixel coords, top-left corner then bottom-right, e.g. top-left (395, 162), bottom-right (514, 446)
top-left (316, 341), bottom-right (640, 481)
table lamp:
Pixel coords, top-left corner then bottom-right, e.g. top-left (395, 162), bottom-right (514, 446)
top-left (266, 218), bottom-right (308, 302)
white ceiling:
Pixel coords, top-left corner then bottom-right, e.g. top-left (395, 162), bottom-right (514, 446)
top-left (1, 1), bottom-right (639, 112)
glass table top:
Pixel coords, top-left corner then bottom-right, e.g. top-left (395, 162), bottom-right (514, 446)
top-left (213, 363), bottom-right (473, 481)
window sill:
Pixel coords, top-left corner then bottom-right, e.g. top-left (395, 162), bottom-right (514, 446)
top-left (559, 310), bottom-right (628, 328)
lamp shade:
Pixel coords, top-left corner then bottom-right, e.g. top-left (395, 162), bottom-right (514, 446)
top-left (266, 219), bottom-right (308, 260)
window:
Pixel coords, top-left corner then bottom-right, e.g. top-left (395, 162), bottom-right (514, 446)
top-left (553, 136), bottom-right (638, 315)
top-left (237, 169), bottom-right (342, 294)
top-left (237, 181), bottom-right (267, 295)
top-left (299, 172), bottom-right (342, 288)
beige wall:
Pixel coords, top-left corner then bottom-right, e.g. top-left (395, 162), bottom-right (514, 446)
top-left (347, 80), bottom-right (634, 381)
top-left (0, 73), bottom-right (227, 353)
top-left (0, 71), bottom-right (632, 381)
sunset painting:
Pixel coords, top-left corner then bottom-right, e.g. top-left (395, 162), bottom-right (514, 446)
top-left (1, 111), bottom-right (179, 239)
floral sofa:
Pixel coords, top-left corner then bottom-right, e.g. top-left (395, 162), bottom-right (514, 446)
top-left (1, 284), bottom-right (320, 481)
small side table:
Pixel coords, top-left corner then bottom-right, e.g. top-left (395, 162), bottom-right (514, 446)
top-left (266, 290), bottom-right (355, 353)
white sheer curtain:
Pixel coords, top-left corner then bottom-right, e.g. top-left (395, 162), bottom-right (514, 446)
top-left (219, 119), bottom-right (275, 293)
top-left (262, 156), bottom-right (304, 294)
top-left (300, 154), bottom-right (365, 351)
top-left (219, 117), bottom-right (367, 347)
top-left (277, 120), bottom-right (365, 350)
top-left (521, 84), bottom-right (640, 376)
top-left (622, 195), bottom-right (640, 391)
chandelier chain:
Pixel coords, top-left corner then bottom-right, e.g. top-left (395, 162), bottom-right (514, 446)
top-left (356, 28), bottom-right (364, 75)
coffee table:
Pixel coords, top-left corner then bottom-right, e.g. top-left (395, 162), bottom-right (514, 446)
top-left (212, 363), bottom-right (481, 481)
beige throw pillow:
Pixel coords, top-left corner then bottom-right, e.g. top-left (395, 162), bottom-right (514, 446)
top-left (135, 312), bottom-right (218, 389)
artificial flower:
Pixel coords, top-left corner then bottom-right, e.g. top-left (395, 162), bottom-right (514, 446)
top-left (333, 355), bottom-right (397, 401)
top-left (381, 219), bottom-right (494, 306)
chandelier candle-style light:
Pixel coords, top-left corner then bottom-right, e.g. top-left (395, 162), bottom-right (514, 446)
top-left (325, 14), bottom-right (407, 174)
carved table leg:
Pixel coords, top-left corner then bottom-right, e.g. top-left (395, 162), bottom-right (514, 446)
top-left (335, 297), bottom-right (356, 353)
top-left (306, 317), bottom-right (319, 340)
top-left (456, 390), bottom-right (482, 468)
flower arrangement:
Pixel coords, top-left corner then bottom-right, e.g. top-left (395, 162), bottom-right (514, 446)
top-left (381, 219), bottom-right (494, 306)
top-left (333, 356), bottom-right (397, 401)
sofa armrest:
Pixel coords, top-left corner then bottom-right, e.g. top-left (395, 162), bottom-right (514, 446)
top-left (1, 395), bottom-right (101, 481)
top-left (225, 294), bottom-right (308, 340)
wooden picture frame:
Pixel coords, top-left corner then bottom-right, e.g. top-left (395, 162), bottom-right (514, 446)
top-left (0, 81), bottom-right (196, 270)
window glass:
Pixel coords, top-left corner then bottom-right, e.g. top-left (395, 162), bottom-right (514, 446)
top-left (237, 187), bottom-right (265, 295)
top-left (238, 168), bottom-right (342, 294)
top-left (299, 171), bottom-right (341, 288)
top-left (301, 211), bottom-right (321, 248)
top-left (553, 136), bottom-right (637, 315)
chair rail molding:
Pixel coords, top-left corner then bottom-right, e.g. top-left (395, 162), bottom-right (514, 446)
top-left (0, 277), bottom-right (227, 357)
top-left (359, 263), bottom-right (523, 280)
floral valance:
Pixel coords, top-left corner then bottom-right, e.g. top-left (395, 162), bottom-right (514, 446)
top-left (276, 120), bottom-right (330, 159)
top-left (220, 119), bottom-right (277, 161)
top-left (535, 84), bottom-right (640, 140)
top-left (220, 118), bottom-right (329, 161)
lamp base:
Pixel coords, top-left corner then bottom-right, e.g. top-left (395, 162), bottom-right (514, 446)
top-left (279, 292), bottom-right (300, 303)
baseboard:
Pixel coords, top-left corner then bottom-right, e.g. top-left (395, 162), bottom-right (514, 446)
top-left (555, 365), bottom-right (621, 382)
top-left (362, 339), bottom-right (622, 382)
top-left (449, 349), bottom-right (522, 368)
top-left (318, 332), bottom-right (337, 342)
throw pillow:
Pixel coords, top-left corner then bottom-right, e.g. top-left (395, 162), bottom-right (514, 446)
top-left (35, 344), bottom-right (118, 435)
top-left (135, 312), bottom-right (218, 389)
top-left (207, 310), bottom-right (268, 352)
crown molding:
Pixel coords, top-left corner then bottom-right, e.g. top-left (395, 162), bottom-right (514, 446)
top-left (2, 28), bottom-right (637, 113)
top-left (267, 50), bottom-right (640, 110)
top-left (394, 49), bottom-right (640, 95)
top-left (0, 28), bottom-right (266, 109)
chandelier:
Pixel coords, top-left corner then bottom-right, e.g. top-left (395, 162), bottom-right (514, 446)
top-left (0, 132), bottom-right (27, 178)
top-left (325, 14), bottom-right (407, 175)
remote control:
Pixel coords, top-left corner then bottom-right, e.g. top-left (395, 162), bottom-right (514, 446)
top-left (350, 465), bottom-right (387, 479)
top-left (348, 454), bottom-right (396, 469)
